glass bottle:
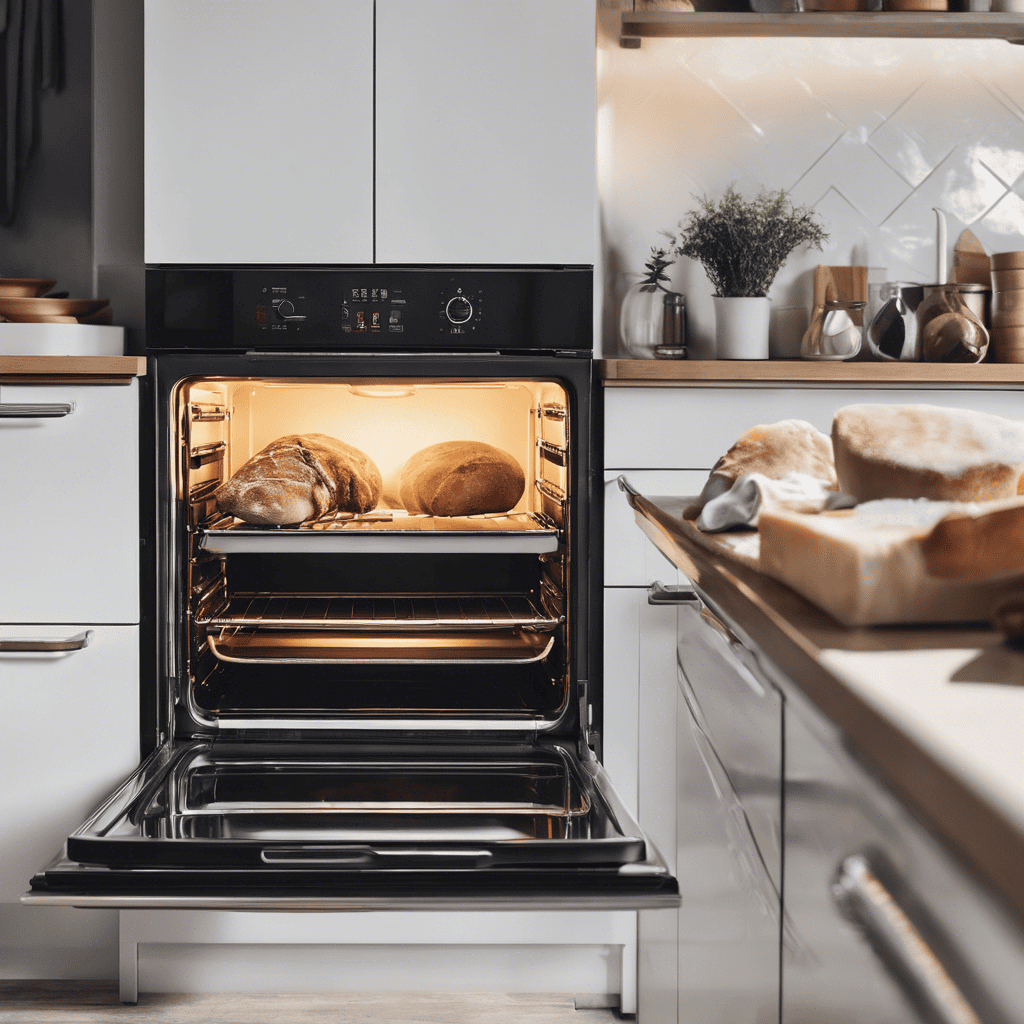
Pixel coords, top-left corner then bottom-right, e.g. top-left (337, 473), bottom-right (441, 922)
top-left (801, 300), bottom-right (865, 361)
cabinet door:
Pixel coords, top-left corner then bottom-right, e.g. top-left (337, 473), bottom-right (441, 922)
top-left (0, 382), bottom-right (139, 624)
top-left (376, 0), bottom-right (596, 265)
top-left (144, 1), bottom-right (374, 265)
top-left (784, 697), bottom-right (1024, 1024)
top-left (675, 600), bottom-right (782, 1024)
top-left (0, 624), bottom-right (139, 902)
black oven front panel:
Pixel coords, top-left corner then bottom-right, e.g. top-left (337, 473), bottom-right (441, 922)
top-left (145, 266), bottom-right (593, 354)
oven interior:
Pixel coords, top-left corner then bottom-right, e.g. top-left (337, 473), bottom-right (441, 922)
top-left (174, 378), bottom-right (573, 733)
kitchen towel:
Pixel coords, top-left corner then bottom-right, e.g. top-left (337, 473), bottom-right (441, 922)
top-left (0, 0), bottom-right (62, 225)
top-left (697, 472), bottom-right (856, 532)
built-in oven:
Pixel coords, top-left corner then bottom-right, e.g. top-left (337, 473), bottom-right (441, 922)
top-left (24, 266), bottom-right (679, 910)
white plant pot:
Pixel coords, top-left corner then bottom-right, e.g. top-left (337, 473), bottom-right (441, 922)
top-left (714, 296), bottom-right (770, 360)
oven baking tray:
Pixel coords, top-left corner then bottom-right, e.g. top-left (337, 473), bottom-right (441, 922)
top-left (198, 511), bottom-right (560, 555)
top-left (206, 629), bottom-right (556, 666)
top-left (196, 593), bottom-right (563, 633)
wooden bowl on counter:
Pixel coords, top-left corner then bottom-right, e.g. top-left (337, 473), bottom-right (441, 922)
top-left (0, 296), bottom-right (109, 321)
top-left (0, 278), bottom-right (56, 298)
top-left (992, 251), bottom-right (1024, 271)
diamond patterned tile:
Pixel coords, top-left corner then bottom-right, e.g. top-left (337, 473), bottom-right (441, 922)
top-left (977, 189), bottom-right (1024, 244)
top-left (869, 114), bottom-right (952, 189)
top-left (790, 132), bottom-right (913, 225)
top-left (884, 75), bottom-right (1024, 180)
top-left (879, 148), bottom-right (1007, 278)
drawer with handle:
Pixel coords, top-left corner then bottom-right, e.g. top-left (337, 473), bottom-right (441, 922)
top-left (0, 382), bottom-right (139, 624)
top-left (0, 623), bottom-right (139, 903)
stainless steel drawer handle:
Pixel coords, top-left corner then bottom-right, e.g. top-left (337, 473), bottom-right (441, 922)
top-left (0, 630), bottom-right (93, 653)
top-left (0, 401), bottom-right (75, 418)
top-left (833, 854), bottom-right (982, 1024)
top-left (647, 581), bottom-right (698, 605)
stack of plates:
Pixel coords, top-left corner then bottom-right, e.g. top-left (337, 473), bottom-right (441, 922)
top-left (991, 253), bottom-right (1024, 363)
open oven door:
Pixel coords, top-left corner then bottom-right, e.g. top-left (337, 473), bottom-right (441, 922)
top-left (23, 739), bottom-right (679, 911)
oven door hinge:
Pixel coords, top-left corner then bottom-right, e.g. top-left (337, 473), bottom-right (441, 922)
top-left (577, 678), bottom-right (600, 762)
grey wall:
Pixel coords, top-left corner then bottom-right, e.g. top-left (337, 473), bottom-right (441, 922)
top-left (1, 0), bottom-right (94, 299)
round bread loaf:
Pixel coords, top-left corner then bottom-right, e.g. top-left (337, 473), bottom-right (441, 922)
top-left (832, 404), bottom-right (1024, 502)
top-left (214, 433), bottom-right (382, 525)
top-left (399, 441), bottom-right (525, 517)
top-left (684, 419), bottom-right (837, 520)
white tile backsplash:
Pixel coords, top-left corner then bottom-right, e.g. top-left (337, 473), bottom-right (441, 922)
top-left (597, 6), bottom-right (1024, 357)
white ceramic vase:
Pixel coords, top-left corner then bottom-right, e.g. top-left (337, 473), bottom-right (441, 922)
top-left (714, 296), bottom-right (771, 360)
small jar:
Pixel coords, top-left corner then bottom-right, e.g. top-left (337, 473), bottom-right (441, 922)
top-left (656, 292), bottom-right (687, 359)
top-left (801, 300), bottom-right (865, 361)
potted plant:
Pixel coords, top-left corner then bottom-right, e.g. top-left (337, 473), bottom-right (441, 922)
top-left (673, 187), bottom-right (828, 359)
top-left (619, 245), bottom-right (677, 359)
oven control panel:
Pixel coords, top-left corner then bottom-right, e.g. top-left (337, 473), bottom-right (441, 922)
top-left (146, 267), bottom-right (592, 353)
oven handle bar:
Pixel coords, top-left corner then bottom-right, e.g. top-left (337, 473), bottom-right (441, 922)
top-left (0, 401), bottom-right (75, 418)
top-left (0, 630), bottom-right (93, 653)
top-left (260, 846), bottom-right (495, 868)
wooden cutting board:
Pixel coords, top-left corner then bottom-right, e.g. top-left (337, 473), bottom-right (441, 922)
top-left (951, 229), bottom-right (991, 287)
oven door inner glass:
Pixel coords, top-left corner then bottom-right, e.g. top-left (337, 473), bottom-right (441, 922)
top-left (48, 741), bottom-right (670, 875)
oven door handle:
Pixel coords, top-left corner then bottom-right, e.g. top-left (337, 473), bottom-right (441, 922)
top-left (260, 846), bottom-right (495, 868)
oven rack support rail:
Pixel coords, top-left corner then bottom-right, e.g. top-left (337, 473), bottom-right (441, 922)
top-left (195, 593), bottom-right (564, 633)
top-left (198, 510), bottom-right (560, 555)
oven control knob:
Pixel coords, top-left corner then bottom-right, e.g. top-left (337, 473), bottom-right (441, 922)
top-left (445, 295), bottom-right (473, 324)
top-left (275, 300), bottom-right (307, 322)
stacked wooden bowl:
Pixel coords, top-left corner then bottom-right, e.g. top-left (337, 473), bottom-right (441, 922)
top-left (991, 253), bottom-right (1024, 362)
top-left (0, 278), bottom-right (111, 324)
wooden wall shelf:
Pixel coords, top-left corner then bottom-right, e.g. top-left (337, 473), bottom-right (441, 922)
top-left (620, 11), bottom-right (1024, 46)
top-left (600, 358), bottom-right (1024, 386)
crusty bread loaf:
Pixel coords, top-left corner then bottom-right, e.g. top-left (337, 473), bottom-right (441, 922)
top-left (214, 433), bottom-right (382, 525)
top-left (919, 498), bottom-right (1024, 580)
top-left (399, 441), bottom-right (525, 517)
top-left (685, 419), bottom-right (837, 520)
top-left (833, 404), bottom-right (1024, 502)
top-left (758, 499), bottom-right (1024, 625)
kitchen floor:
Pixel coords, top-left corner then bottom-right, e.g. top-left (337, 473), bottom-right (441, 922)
top-left (0, 985), bottom-right (625, 1023)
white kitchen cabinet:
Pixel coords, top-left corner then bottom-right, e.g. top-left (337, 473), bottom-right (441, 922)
top-left (605, 386), bottom-right (1024, 470)
top-left (0, 381), bottom-right (139, 624)
top-left (144, 0), bottom-right (594, 267)
top-left (376, 0), bottom-right (596, 265)
top-left (144, 0), bottom-right (374, 265)
top-left (0, 624), bottom-right (140, 903)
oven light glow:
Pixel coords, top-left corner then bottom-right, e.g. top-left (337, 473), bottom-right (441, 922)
top-left (347, 385), bottom-right (417, 399)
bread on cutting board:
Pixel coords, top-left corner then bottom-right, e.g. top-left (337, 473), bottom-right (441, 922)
top-left (833, 404), bottom-right (1024, 502)
top-left (758, 497), bottom-right (1024, 626)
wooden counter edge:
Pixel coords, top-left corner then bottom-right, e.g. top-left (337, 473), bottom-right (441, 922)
top-left (632, 495), bottom-right (1024, 925)
top-left (599, 358), bottom-right (1024, 386)
top-left (0, 355), bottom-right (147, 382)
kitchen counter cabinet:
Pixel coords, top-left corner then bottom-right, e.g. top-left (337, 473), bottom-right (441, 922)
top-left (601, 382), bottom-right (1024, 1021)
top-left (632, 493), bottom-right (1024, 1023)
top-left (0, 375), bottom-right (141, 979)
